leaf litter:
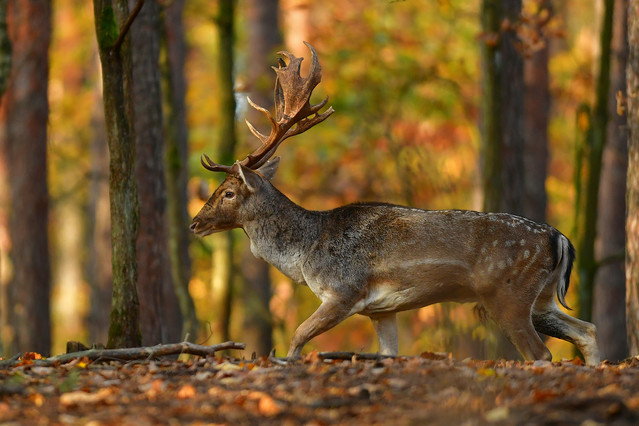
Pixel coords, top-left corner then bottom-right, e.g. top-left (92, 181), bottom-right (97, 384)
top-left (1, 351), bottom-right (638, 425)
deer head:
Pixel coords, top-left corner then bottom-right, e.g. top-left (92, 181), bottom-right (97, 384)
top-left (190, 42), bottom-right (334, 237)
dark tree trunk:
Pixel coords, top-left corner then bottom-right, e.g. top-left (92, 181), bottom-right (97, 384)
top-left (129, 0), bottom-right (182, 345)
top-left (93, 0), bottom-right (142, 348)
top-left (479, 0), bottom-right (524, 360)
top-left (240, 0), bottom-right (281, 357)
top-left (523, 4), bottom-right (550, 223)
top-left (161, 0), bottom-right (198, 342)
top-left (593, 0), bottom-right (628, 362)
top-left (0, 0), bottom-right (10, 99)
top-left (2, 0), bottom-right (51, 355)
top-left (499, 0), bottom-right (525, 216)
top-left (626, 0), bottom-right (639, 356)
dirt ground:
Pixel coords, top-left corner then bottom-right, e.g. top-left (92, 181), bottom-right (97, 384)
top-left (1, 351), bottom-right (639, 425)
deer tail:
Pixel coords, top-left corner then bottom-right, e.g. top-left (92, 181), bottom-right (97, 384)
top-left (555, 232), bottom-right (575, 311)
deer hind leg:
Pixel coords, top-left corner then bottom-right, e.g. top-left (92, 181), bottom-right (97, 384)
top-left (370, 312), bottom-right (398, 356)
top-left (532, 305), bottom-right (600, 365)
top-left (481, 296), bottom-right (552, 362)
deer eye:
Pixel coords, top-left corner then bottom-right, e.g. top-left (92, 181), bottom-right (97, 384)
top-left (224, 191), bottom-right (235, 199)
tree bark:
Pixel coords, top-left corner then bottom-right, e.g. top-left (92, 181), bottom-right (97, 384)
top-left (626, 0), bottom-right (639, 356)
top-left (0, 0), bottom-right (10, 100)
top-left (240, 0), bottom-right (281, 357)
top-left (593, 0), bottom-right (628, 362)
top-left (480, 0), bottom-right (503, 213)
top-left (161, 0), bottom-right (198, 342)
top-left (2, 0), bottom-right (52, 356)
top-left (211, 0), bottom-right (236, 344)
top-left (93, 0), bottom-right (142, 348)
top-left (129, 0), bottom-right (182, 345)
top-left (499, 0), bottom-right (525, 216)
top-left (479, 0), bottom-right (523, 360)
top-left (523, 4), bottom-right (550, 223)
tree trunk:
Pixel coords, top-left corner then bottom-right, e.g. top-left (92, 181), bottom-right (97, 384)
top-left (593, 0), bottom-right (628, 362)
top-left (86, 91), bottom-right (113, 346)
top-left (93, 0), bottom-right (142, 349)
top-left (479, 0), bottom-right (524, 361)
top-left (211, 0), bottom-right (236, 344)
top-left (2, 0), bottom-right (52, 356)
top-left (240, 0), bottom-right (281, 357)
top-left (626, 0), bottom-right (639, 356)
top-left (577, 0), bottom-right (614, 324)
top-left (129, 0), bottom-right (182, 345)
top-left (480, 0), bottom-right (503, 213)
top-left (523, 4), bottom-right (550, 223)
top-left (499, 0), bottom-right (525, 216)
top-left (161, 0), bottom-right (198, 342)
top-left (0, 0), bottom-right (11, 356)
top-left (0, 0), bottom-right (10, 99)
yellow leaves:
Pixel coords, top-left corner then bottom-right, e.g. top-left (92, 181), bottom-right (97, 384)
top-left (484, 406), bottom-right (510, 422)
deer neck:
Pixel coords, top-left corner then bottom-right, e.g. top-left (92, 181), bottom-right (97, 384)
top-left (241, 186), bottom-right (320, 283)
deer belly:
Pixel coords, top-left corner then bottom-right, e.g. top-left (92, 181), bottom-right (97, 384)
top-left (358, 261), bottom-right (477, 315)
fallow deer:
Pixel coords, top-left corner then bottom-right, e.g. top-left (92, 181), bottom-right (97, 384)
top-left (190, 42), bottom-right (600, 365)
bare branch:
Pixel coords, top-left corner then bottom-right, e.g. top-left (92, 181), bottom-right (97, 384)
top-left (0, 341), bottom-right (246, 368)
top-left (111, 0), bottom-right (146, 54)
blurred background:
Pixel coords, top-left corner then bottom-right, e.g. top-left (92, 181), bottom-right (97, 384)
top-left (0, 0), bottom-right (629, 362)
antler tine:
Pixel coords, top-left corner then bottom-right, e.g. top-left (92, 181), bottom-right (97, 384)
top-left (200, 154), bottom-right (234, 174)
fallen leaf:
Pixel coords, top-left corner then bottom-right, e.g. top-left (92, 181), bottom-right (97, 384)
top-left (257, 395), bottom-right (282, 417)
top-left (485, 406), bottom-right (509, 422)
top-left (29, 393), bottom-right (45, 407)
top-left (59, 388), bottom-right (113, 406)
top-left (214, 361), bottom-right (242, 371)
top-left (177, 384), bottom-right (197, 399)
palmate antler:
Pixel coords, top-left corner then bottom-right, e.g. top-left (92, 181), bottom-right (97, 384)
top-left (201, 42), bottom-right (335, 173)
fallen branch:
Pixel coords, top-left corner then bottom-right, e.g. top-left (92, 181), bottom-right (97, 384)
top-left (1, 341), bottom-right (245, 368)
top-left (318, 351), bottom-right (395, 361)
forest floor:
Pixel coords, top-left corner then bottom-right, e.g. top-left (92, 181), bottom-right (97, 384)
top-left (1, 349), bottom-right (639, 425)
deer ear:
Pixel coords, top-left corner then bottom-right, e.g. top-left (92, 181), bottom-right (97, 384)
top-left (257, 157), bottom-right (280, 181)
top-left (236, 163), bottom-right (263, 192)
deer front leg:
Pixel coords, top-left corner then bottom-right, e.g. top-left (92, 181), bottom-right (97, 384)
top-left (370, 312), bottom-right (398, 356)
top-left (287, 298), bottom-right (355, 358)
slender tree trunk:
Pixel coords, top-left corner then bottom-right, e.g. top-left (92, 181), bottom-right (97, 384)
top-left (577, 0), bottom-right (614, 324)
top-left (93, 0), bottom-right (142, 348)
top-left (626, 0), bottom-right (639, 356)
top-left (3, 0), bottom-right (52, 356)
top-left (86, 89), bottom-right (113, 346)
top-left (480, 0), bottom-right (503, 213)
top-left (211, 0), bottom-right (236, 343)
top-left (161, 0), bottom-right (198, 342)
top-left (0, 0), bottom-right (11, 356)
top-left (240, 0), bottom-right (281, 357)
top-left (129, 0), bottom-right (182, 345)
top-left (0, 0), bottom-right (10, 99)
top-left (593, 0), bottom-right (628, 362)
top-left (523, 4), bottom-right (551, 223)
